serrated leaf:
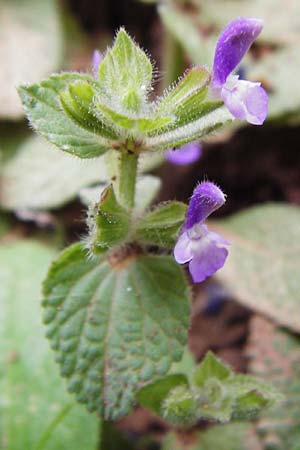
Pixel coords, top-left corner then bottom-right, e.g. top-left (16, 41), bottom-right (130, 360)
top-left (60, 81), bottom-right (118, 138)
top-left (42, 243), bottom-right (190, 419)
top-left (88, 184), bottom-right (131, 253)
top-left (137, 374), bottom-right (188, 415)
top-left (97, 28), bottom-right (153, 113)
top-left (18, 73), bottom-right (117, 158)
top-left (216, 203), bottom-right (300, 332)
top-left (135, 201), bottom-right (187, 248)
top-left (0, 240), bottom-right (99, 450)
top-left (0, 0), bottom-right (63, 119)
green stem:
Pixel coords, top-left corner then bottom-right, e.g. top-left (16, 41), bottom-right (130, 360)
top-left (115, 151), bottom-right (138, 210)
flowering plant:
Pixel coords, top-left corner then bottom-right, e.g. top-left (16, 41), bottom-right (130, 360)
top-left (18, 17), bottom-right (279, 429)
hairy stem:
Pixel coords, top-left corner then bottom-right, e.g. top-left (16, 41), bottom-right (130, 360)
top-left (117, 151), bottom-right (138, 209)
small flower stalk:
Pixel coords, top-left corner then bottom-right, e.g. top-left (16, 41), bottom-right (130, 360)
top-left (174, 182), bottom-right (230, 283)
top-left (210, 17), bottom-right (268, 125)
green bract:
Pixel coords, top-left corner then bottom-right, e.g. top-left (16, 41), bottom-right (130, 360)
top-left (137, 351), bottom-right (282, 426)
top-left (18, 28), bottom-right (232, 159)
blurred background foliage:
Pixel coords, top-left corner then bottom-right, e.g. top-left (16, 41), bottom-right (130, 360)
top-left (0, 0), bottom-right (299, 449)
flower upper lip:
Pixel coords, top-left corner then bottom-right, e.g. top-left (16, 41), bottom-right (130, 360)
top-left (209, 17), bottom-right (268, 126)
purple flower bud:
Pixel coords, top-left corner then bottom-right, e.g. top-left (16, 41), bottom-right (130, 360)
top-left (166, 142), bottom-right (202, 165)
top-left (184, 181), bottom-right (226, 229)
top-left (211, 18), bottom-right (268, 125)
top-left (212, 17), bottom-right (263, 89)
top-left (174, 182), bottom-right (229, 283)
top-left (92, 50), bottom-right (103, 78)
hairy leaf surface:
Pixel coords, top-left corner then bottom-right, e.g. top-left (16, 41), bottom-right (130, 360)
top-left (42, 243), bottom-right (190, 419)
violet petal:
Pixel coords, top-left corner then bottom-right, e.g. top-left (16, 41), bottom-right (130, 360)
top-left (174, 231), bottom-right (193, 264)
top-left (212, 17), bottom-right (263, 89)
top-left (184, 181), bottom-right (226, 229)
top-left (189, 237), bottom-right (229, 283)
top-left (221, 76), bottom-right (268, 125)
top-left (166, 142), bottom-right (202, 165)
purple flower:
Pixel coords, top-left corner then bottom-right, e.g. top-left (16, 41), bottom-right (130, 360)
top-left (166, 142), bottom-right (202, 165)
top-left (211, 18), bottom-right (268, 125)
top-left (92, 50), bottom-right (103, 78)
top-left (174, 182), bottom-right (229, 283)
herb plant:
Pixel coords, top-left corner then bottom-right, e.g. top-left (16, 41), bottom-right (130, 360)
top-left (18, 17), bottom-right (280, 432)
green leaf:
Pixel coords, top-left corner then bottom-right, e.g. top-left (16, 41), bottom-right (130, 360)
top-left (135, 201), bottom-right (187, 248)
top-left (18, 73), bottom-right (117, 158)
top-left (97, 28), bottom-right (153, 113)
top-left (216, 203), bottom-right (300, 332)
top-left (181, 317), bottom-right (300, 449)
top-left (193, 351), bottom-right (231, 388)
top-left (157, 66), bottom-right (210, 114)
top-left (96, 102), bottom-right (172, 133)
top-left (150, 67), bottom-right (225, 140)
top-left (87, 184), bottom-right (131, 253)
top-left (0, 0), bottom-right (63, 119)
top-left (139, 350), bottom-right (279, 426)
top-left (162, 384), bottom-right (198, 426)
top-left (0, 135), bottom-right (111, 211)
top-left (170, 347), bottom-right (197, 385)
top-left (191, 352), bottom-right (280, 423)
top-left (60, 81), bottom-right (118, 139)
top-left (137, 374), bottom-right (188, 415)
top-left (144, 105), bottom-right (233, 151)
top-left (0, 240), bottom-right (99, 450)
top-left (42, 243), bottom-right (190, 420)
